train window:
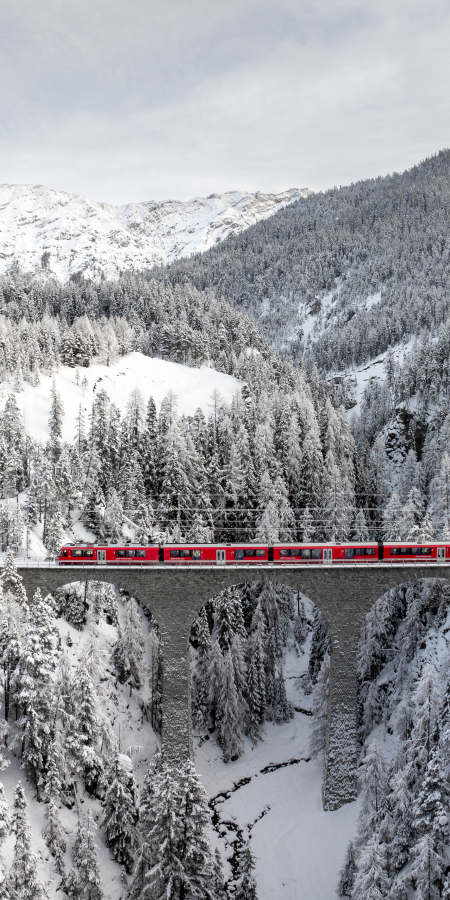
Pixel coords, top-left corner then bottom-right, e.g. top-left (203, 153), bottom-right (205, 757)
top-left (366, 548), bottom-right (376, 556)
top-left (311, 549), bottom-right (322, 559)
top-left (125, 549), bottom-right (135, 557)
top-left (170, 549), bottom-right (180, 558)
top-left (234, 550), bottom-right (245, 559)
top-left (115, 549), bottom-right (126, 558)
top-left (255, 549), bottom-right (265, 557)
top-left (136, 549), bottom-right (146, 558)
top-left (245, 550), bottom-right (256, 558)
top-left (301, 549), bottom-right (311, 559)
top-left (345, 549), bottom-right (355, 558)
top-left (279, 549), bottom-right (290, 557)
top-left (72, 549), bottom-right (82, 557)
top-left (355, 548), bottom-right (367, 556)
top-left (86, 549), bottom-right (93, 557)
top-left (421, 547), bottom-right (432, 555)
top-left (192, 549), bottom-right (201, 560)
top-left (289, 549), bottom-right (302, 557)
top-left (72, 548), bottom-right (94, 557)
top-left (181, 549), bottom-right (191, 557)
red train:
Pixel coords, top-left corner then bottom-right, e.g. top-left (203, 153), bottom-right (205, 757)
top-left (57, 541), bottom-right (450, 565)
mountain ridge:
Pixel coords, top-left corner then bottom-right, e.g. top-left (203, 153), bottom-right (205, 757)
top-left (0, 182), bottom-right (310, 283)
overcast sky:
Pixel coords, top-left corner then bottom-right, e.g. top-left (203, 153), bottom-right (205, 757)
top-left (0, 0), bottom-right (449, 204)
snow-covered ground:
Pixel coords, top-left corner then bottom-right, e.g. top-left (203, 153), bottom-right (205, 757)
top-left (196, 634), bottom-right (360, 900)
top-left (0, 184), bottom-right (309, 282)
top-left (0, 351), bottom-right (243, 445)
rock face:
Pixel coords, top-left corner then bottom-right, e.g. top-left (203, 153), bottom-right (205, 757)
top-left (0, 183), bottom-right (310, 283)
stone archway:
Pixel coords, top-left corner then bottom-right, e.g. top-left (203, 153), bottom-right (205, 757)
top-left (16, 562), bottom-right (450, 810)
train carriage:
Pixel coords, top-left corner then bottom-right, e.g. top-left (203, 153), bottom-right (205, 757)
top-left (163, 545), bottom-right (269, 564)
top-left (57, 541), bottom-right (450, 567)
top-left (58, 545), bottom-right (160, 564)
top-left (382, 542), bottom-right (450, 561)
top-left (273, 543), bottom-right (380, 563)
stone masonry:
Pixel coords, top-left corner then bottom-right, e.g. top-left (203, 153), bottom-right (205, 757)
top-left (15, 563), bottom-right (450, 810)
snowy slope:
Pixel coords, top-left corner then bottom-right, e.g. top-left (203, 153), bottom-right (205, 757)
top-left (0, 184), bottom-right (309, 282)
top-left (0, 351), bottom-right (243, 445)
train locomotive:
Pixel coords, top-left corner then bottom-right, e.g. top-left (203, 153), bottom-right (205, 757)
top-left (57, 541), bottom-right (450, 565)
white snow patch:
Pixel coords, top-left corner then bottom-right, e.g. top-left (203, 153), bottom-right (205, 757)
top-left (0, 352), bottom-right (243, 444)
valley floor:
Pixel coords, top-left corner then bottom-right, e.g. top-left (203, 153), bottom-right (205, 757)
top-left (195, 646), bottom-right (360, 900)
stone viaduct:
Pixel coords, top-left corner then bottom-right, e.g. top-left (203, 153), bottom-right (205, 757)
top-left (14, 563), bottom-right (450, 811)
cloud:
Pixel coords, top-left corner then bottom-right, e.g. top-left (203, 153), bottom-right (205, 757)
top-left (0, 0), bottom-right (449, 201)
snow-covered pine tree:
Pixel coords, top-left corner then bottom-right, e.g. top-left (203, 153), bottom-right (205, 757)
top-left (246, 603), bottom-right (266, 743)
top-left (191, 607), bottom-right (212, 731)
top-left (43, 797), bottom-right (66, 879)
top-left (0, 783), bottom-right (10, 898)
top-left (178, 761), bottom-right (216, 899)
top-left (410, 832), bottom-right (445, 900)
top-left (102, 752), bottom-right (139, 873)
top-left (8, 783), bottom-right (45, 900)
top-left (352, 508), bottom-right (369, 541)
top-left (217, 649), bottom-right (243, 762)
top-left (337, 840), bottom-right (356, 898)
top-left (234, 841), bottom-right (258, 900)
top-left (67, 657), bottom-right (103, 793)
top-left (113, 598), bottom-right (145, 692)
top-left (11, 589), bottom-right (58, 794)
top-left (49, 379), bottom-right (64, 467)
top-left (1, 549), bottom-right (27, 607)
top-left (65, 810), bottom-right (103, 900)
top-left (351, 834), bottom-right (389, 900)
top-left (212, 848), bottom-right (227, 900)
top-left (127, 752), bottom-right (160, 900)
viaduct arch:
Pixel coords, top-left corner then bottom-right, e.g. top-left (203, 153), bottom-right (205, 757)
top-left (14, 563), bottom-right (450, 811)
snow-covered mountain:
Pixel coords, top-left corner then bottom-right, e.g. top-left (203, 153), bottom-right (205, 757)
top-left (0, 183), bottom-right (309, 283)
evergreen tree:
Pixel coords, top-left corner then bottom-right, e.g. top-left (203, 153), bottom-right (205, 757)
top-left (217, 649), bottom-right (243, 762)
top-left (1, 550), bottom-right (27, 607)
top-left (113, 598), bottom-right (145, 691)
top-left (337, 840), bottom-right (356, 898)
top-left (246, 604), bottom-right (267, 743)
top-left (410, 833), bottom-right (445, 900)
top-left (102, 752), bottom-right (139, 873)
top-left (66, 810), bottom-right (103, 900)
top-left (234, 841), bottom-right (258, 900)
top-left (351, 835), bottom-right (389, 900)
top-left (9, 783), bottom-right (45, 900)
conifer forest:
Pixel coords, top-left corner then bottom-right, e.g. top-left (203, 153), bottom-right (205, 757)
top-left (2, 150), bottom-right (450, 898)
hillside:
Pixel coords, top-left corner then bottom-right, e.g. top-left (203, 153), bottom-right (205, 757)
top-left (152, 150), bottom-right (450, 370)
top-left (0, 184), bottom-right (308, 282)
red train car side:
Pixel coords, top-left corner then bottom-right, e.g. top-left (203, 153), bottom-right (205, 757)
top-left (163, 545), bottom-right (268, 564)
top-left (58, 545), bottom-right (160, 564)
top-left (382, 542), bottom-right (450, 561)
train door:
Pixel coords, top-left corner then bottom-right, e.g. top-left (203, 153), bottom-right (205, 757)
top-left (323, 548), bottom-right (333, 563)
top-left (438, 547), bottom-right (445, 560)
top-left (97, 549), bottom-right (106, 566)
top-left (216, 550), bottom-right (226, 565)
